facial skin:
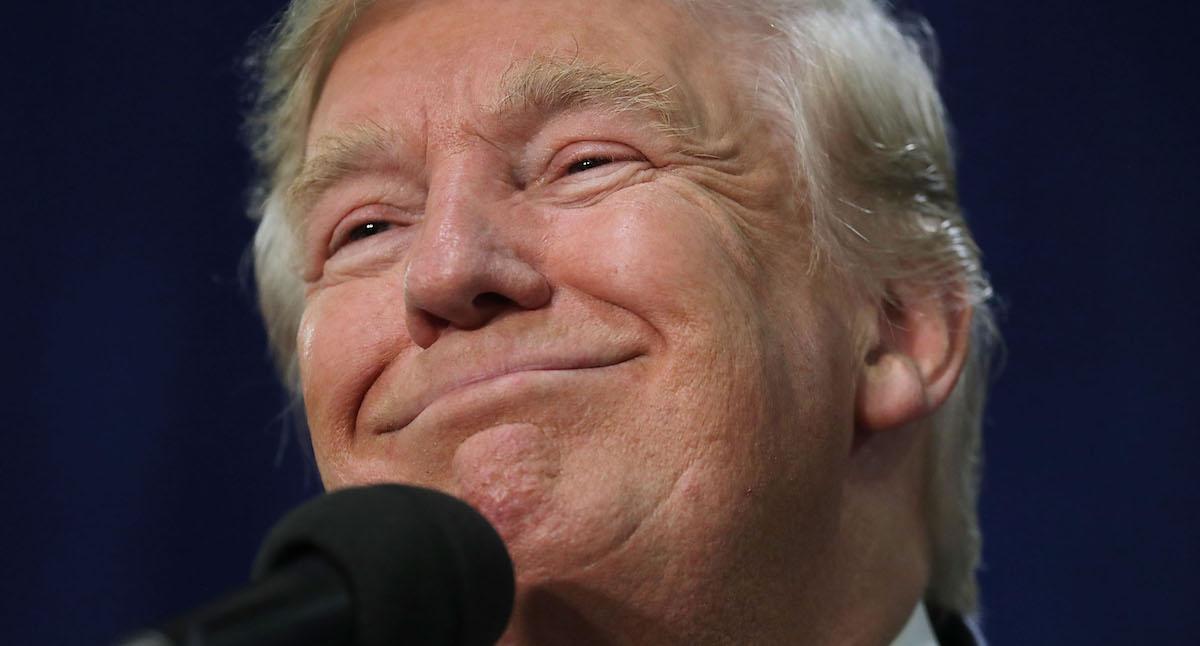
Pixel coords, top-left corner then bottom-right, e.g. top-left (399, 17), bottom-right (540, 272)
top-left (295, 0), bottom-right (960, 643)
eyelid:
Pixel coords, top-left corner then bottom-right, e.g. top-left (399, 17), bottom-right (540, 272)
top-left (547, 140), bottom-right (645, 180)
top-left (328, 203), bottom-right (413, 254)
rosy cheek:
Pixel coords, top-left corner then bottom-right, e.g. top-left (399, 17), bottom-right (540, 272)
top-left (297, 297), bottom-right (350, 451)
top-left (298, 279), bottom-right (408, 454)
top-left (554, 193), bottom-right (732, 322)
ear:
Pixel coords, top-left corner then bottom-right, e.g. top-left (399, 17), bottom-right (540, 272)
top-left (855, 284), bottom-right (972, 436)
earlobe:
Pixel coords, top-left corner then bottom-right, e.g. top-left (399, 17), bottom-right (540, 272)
top-left (856, 352), bottom-right (928, 433)
top-left (855, 286), bottom-right (972, 434)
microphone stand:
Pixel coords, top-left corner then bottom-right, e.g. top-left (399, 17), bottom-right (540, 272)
top-left (117, 556), bottom-right (352, 646)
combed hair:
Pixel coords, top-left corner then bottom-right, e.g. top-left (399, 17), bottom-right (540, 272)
top-left (244, 0), bottom-right (997, 616)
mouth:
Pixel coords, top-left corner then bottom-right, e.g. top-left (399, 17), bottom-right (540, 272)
top-left (378, 354), bottom-right (639, 435)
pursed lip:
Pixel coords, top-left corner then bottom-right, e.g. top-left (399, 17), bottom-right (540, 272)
top-left (370, 349), bottom-right (640, 435)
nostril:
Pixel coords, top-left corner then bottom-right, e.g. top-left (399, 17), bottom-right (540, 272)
top-left (472, 292), bottom-right (513, 310)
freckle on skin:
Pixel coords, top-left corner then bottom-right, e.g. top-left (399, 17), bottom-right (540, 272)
top-left (451, 423), bottom-right (562, 542)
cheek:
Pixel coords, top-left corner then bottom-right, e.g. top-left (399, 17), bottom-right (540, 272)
top-left (542, 188), bottom-right (783, 467)
top-left (298, 277), bottom-right (408, 466)
top-left (549, 189), bottom-right (745, 324)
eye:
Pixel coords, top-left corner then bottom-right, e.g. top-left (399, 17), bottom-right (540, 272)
top-left (566, 156), bottom-right (614, 175)
top-left (326, 203), bottom-right (412, 256)
top-left (347, 221), bottom-right (392, 242)
top-left (540, 141), bottom-right (646, 188)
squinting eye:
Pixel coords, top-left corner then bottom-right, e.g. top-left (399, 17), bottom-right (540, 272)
top-left (347, 221), bottom-right (392, 242)
top-left (566, 157), bottom-right (614, 175)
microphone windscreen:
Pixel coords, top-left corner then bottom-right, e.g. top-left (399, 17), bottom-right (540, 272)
top-left (252, 484), bottom-right (514, 646)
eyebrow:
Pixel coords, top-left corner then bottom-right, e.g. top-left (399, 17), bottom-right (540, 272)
top-left (287, 58), bottom-right (694, 220)
top-left (490, 56), bottom-right (693, 134)
top-left (287, 121), bottom-right (401, 222)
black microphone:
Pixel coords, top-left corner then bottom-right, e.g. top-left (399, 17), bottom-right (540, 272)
top-left (118, 484), bottom-right (515, 646)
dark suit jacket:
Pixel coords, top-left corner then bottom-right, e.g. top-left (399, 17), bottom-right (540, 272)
top-left (928, 605), bottom-right (982, 646)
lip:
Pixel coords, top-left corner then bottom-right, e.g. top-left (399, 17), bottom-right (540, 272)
top-left (372, 351), bottom-right (639, 435)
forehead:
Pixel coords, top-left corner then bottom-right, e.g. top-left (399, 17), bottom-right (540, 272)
top-left (308, 0), bottom-right (726, 144)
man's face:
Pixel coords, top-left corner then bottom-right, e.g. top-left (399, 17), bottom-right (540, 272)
top-left (297, 0), bottom-right (862, 638)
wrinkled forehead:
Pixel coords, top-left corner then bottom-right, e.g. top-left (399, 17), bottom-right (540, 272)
top-left (308, 0), bottom-right (734, 148)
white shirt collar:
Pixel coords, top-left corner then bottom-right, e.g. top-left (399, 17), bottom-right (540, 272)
top-left (890, 603), bottom-right (939, 646)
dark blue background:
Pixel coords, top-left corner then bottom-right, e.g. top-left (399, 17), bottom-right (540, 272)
top-left (4, 2), bottom-right (1197, 643)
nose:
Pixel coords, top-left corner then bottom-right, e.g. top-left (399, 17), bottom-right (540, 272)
top-left (403, 185), bottom-right (551, 349)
